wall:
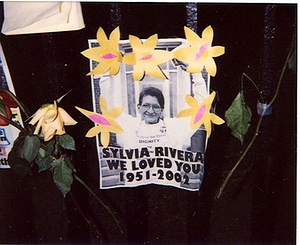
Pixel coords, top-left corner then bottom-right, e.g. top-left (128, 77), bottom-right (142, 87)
top-left (0, 3), bottom-right (296, 244)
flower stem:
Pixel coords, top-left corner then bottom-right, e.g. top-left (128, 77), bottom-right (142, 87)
top-left (215, 36), bottom-right (295, 199)
top-left (69, 192), bottom-right (103, 240)
top-left (74, 174), bottom-right (125, 234)
top-left (0, 114), bottom-right (29, 135)
top-left (215, 114), bottom-right (263, 199)
top-left (242, 73), bottom-right (264, 103)
top-left (0, 89), bottom-right (31, 119)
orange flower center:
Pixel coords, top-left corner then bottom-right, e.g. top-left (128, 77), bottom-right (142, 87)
top-left (89, 114), bottom-right (111, 126)
top-left (194, 105), bottom-right (206, 124)
top-left (101, 53), bottom-right (117, 59)
top-left (195, 43), bottom-right (209, 60)
top-left (139, 53), bottom-right (153, 61)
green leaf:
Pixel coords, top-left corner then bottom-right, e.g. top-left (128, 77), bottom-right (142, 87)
top-left (8, 156), bottom-right (31, 176)
top-left (225, 92), bottom-right (252, 143)
top-left (8, 135), bottom-right (31, 176)
top-left (51, 156), bottom-right (73, 196)
top-left (39, 139), bottom-right (55, 158)
top-left (35, 153), bottom-right (55, 172)
top-left (58, 134), bottom-right (76, 151)
top-left (23, 135), bottom-right (41, 162)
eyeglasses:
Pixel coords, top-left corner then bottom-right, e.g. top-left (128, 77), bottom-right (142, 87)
top-left (140, 103), bottom-right (162, 112)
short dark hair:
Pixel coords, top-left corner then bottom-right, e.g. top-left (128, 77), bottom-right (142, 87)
top-left (138, 87), bottom-right (164, 109)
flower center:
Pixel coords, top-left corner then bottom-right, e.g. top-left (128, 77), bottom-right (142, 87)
top-left (194, 105), bottom-right (206, 124)
top-left (89, 114), bottom-right (111, 126)
top-left (101, 53), bottom-right (117, 59)
top-left (195, 43), bottom-right (209, 60)
top-left (139, 53), bottom-right (153, 61)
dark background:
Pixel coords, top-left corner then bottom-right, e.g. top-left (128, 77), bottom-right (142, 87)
top-left (0, 2), bottom-right (296, 244)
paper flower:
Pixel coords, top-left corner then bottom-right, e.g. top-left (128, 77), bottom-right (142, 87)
top-left (177, 91), bottom-right (224, 137)
top-left (29, 101), bottom-right (78, 141)
top-left (123, 34), bottom-right (174, 81)
top-left (76, 95), bottom-right (123, 148)
top-left (81, 26), bottom-right (122, 76)
top-left (173, 26), bottom-right (225, 77)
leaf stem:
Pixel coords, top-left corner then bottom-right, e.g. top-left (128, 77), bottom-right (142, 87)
top-left (216, 36), bottom-right (295, 199)
top-left (215, 114), bottom-right (263, 199)
top-left (242, 73), bottom-right (264, 103)
top-left (0, 114), bottom-right (29, 135)
top-left (0, 89), bottom-right (31, 119)
top-left (69, 192), bottom-right (103, 240)
top-left (74, 174), bottom-right (125, 234)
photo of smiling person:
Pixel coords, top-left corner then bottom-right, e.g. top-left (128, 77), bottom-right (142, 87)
top-left (135, 87), bottom-right (167, 147)
top-left (138, 87), bottom-right (164, 125)
top-left (115, 72), bottom-right (208, 150)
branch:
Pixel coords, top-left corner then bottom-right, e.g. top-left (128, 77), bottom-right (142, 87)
top-left (215, 36), bottom-right (295, 199)
top-left (0, 114), bottom-right (29, 135)
top-left (74, 174), bottom-right (125, 234)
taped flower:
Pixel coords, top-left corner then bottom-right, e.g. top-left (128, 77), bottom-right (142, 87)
top-left (76, 95), bottom-right (123, 148)
top-left (173, 26), bottom-right (225, 77)
top-left (177, 91), bottom-right (224, 137)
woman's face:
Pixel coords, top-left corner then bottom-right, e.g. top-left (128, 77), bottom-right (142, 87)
top-left (138, 95), bottom-right (163, 124)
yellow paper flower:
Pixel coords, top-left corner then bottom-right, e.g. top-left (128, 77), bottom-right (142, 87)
top-left (81, 26), bottom-right (122, 76)
top-left (173, 26), bottom-right (225, 77)
top-left (123, 34), bottom-right (174, 81)
top-left (177, 91), bottom-right (224, 137)
top-left (29, 101), bottom-right (78, 141)
top-left (75, 95), bottom-right (123, 148)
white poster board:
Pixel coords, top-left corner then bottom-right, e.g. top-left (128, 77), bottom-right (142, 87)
top-left (88, 38), bottom-right (209, 191)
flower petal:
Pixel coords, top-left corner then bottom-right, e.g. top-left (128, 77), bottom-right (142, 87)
top-left (87, 62), bottom-right (110, 75)
top-left (29, 107), bottom-right (48, 125)
top-left (108, 120), bottom-right (124, 134)
top-left (211, 46), bottom-right (225, 57)
top-left (204, 57), bottom-right (217, 77)
top-left (184, 26), bottom-right (202, 47)
top-left (129, 35), bottom-right (143, 53)
top-left (152, 50), bottom-right (174, 65)
top-left (33, 117), bottom-right (44, 135)
top-left (210, 113), bottom-right (225, 125)
top-left (173, 46), bottom-right (196, 64)
top-left (81, 47), bottom-right (104, 62)
top-left (100, 129), bottom-right (110, 148)
top-left (86, 125), bottom-right (102, 138)
top-left (58, 108), bottom-right (77, 125)
top-left (133, 64), bottom-right (145, 81)
top-left (97, 27), bottom-right (109, 46)
top-left (176, 108), bottom-right (194, 118)
top-left (123, 53), bottom-right (136, 65)
top-left (203, 118), bottom-right (212, 137)
top-left (107, 107), bottom-right (123, 118)
top-left (43, 127), bottom-right (56, 141)
top-left (44, 107), bottom-right (58, 123)
top-left (143, 34), bottom-right (158, 51)
top-left (75, 106), bottom-right (94, 118)
top-left (145, 63), bottom-right (167, 79)
top-left (109, 26), bottom-right (120, 49)
top-left (202, 25), bottom-right (214, 44)
top-left (185, 94), bottom-right (199, 108)
top-left (99, 95), bottom-right (108, 114)
top-left (109, 61), bottom-right (120, 75)
top-left (186, 61), bottom-right (205, 73)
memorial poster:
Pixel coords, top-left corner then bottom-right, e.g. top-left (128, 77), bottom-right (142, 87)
top-left (77, 26), bottom-right (225, 191)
